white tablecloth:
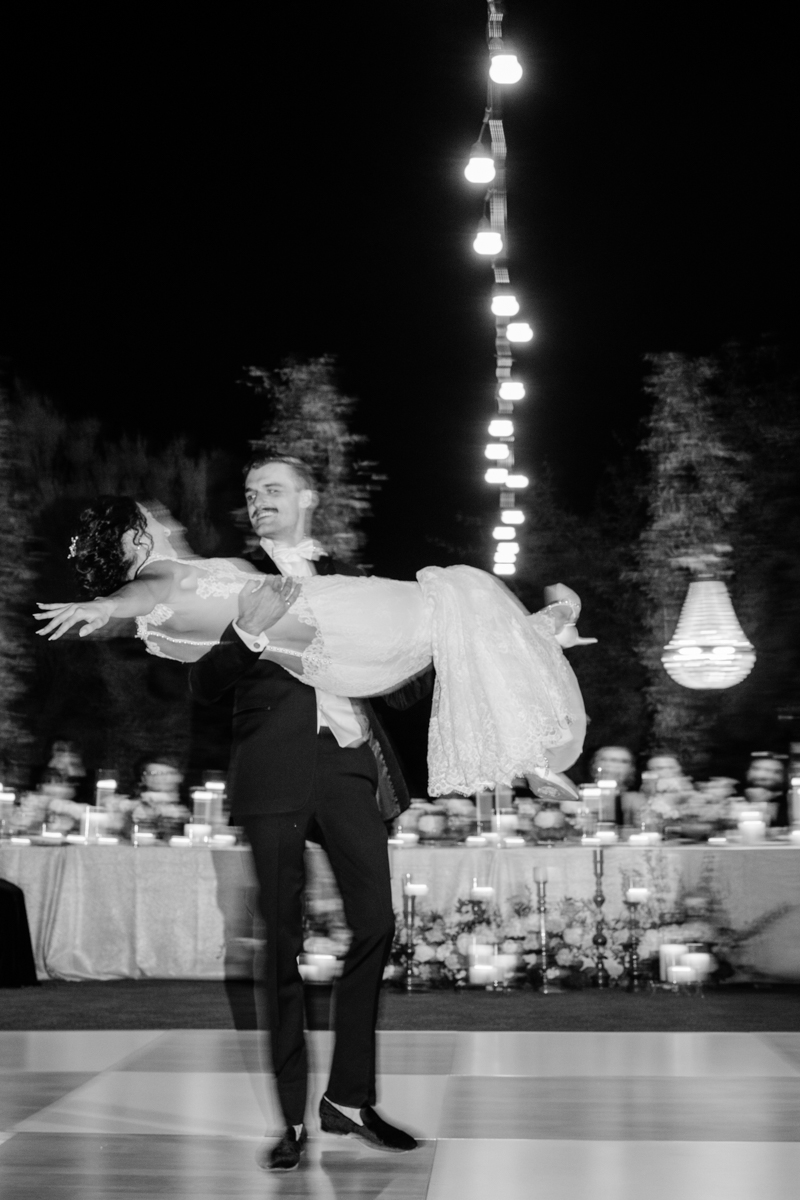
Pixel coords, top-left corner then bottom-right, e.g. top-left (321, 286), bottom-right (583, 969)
top-left (3, 841), bottom-right (800, 981)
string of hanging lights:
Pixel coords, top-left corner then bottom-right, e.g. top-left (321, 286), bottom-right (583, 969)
top-left (463, 1), bottom-right (529, 578)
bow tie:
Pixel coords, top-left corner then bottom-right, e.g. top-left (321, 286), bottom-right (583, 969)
top-left (260, 537), bottom-right (324, 564)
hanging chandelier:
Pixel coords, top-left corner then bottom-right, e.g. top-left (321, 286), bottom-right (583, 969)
top-left (661, 578), bottom-right (756, 689)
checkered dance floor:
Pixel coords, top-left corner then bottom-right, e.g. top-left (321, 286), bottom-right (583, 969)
top-left (3, 1028), bottom-right (800, 1197)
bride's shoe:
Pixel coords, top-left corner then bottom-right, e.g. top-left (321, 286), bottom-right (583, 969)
top-left (526, 768), bottom-right (580, 802)
top-left (540, 584), bottom-right (597, 648)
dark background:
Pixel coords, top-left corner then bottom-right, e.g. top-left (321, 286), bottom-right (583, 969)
top-left (2, 1), bottom-right (797, 579)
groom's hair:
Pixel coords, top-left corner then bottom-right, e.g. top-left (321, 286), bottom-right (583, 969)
top-left (243, 453), bottom-right (317, 494)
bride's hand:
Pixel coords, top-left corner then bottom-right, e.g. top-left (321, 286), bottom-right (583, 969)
top-left (237, 577), bottom-right (302, 635)
top-left (34, 598), bottom-right (117, 640)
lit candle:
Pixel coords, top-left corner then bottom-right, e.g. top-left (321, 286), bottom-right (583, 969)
top-left (169, 835), bottom-right (192, 848)
top-left (470, 942), bottom-right (494, 961)
top-left (581, 836), bottom-right (601, 846)
top-left (184, 823), bottom-right (212, 845)
top-left (502, 836), bottom-right (525, 847)
top-left (739, 817), bottom-right (766, 843)
top-left (494, 953), bottom-right (518, 982)
top-left (626, 887), bottom-right (649, 904)
top-left (790, 830), bottom-right (800, 846)
top-left (533, 865), bottom-right (548, 883)
top-left (596, 829), bottom-right (618, 844)
top-left (628, 833), bottom-right (649, 845)
top-left (482, 831), bottom-right (501, 844)
top-left (465, 834), bottom-right (487, 846)
top-left (470, 879), bottom-right (494, 901)
top-left (403, 882), bottom-right (429, 897)
top-left (667, 964), bottom-right (695, 985)
top-left (681, 952), bottom-right (712, 981)
top-left (708, 836), bottom-right (728, 846)
top-left (659, 943), bottom-right (688, 981)
top-left (398, 831), bottom-right (419, 845)
top-left (468, 963), bottom-right (496, 986)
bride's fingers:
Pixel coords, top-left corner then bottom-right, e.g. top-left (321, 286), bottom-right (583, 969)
top-left (34, 603), bottom-right (73, 613)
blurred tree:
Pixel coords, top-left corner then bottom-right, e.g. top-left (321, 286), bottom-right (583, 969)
top-left (5, 384), bottom-right (233, 789)
top-left (0, 379), bottom-right (36, 783)
top-left (634, 346), bottom-right (800, 774)
top-left (244, 356), bottom-right (380, 563)
top-left (514, 466), bottom-right (649, 771)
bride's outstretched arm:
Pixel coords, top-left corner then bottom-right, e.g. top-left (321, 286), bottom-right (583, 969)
top-left (33, 564), bottom-right (176, 641)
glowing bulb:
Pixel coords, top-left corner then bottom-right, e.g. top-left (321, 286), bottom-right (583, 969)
top-left (485, 467), bottom-right (508, 484)
top-left (492, 527), bottom-right (515, 540)
top-left (485, 443), bottom-right (510, 460)
top-left (473, 221), bottom-right (504, 256)
top-left (489, 51), bottom-right (523, 85)
top-left (488, 419), bottom-right (513, 437)
top-left (505, 474), bottom-right (529, 489)
top-left (501, 510), bottom-right (525, 525)
top-left (495, 544), bottom-right (518, 562)
top-left (493, 562), bottom-right (516, 576)
top-left (491, 292), bottom-right (520, 317)
top-left (507, 322), bottom-right (534, 342)
top-left (464, 142), bottom-right (495, 183)
top-left (498, 381), bottom-right (525, 401)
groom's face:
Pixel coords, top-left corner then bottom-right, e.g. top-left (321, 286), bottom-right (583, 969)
top-left (244, 462), bottom-right (310, 543)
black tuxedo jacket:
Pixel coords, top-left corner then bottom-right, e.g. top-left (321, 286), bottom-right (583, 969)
top-left (188, 547), bottom-right (431, 821)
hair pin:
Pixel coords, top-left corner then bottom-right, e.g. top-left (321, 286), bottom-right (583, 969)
top-left (68, 536), bottom-right (78, 559)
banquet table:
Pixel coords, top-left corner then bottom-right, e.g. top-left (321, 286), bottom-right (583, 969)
top-left (2, 839), bottom-right (800, 981)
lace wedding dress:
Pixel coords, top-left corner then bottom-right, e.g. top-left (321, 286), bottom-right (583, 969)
top-left (136, 557), bottom-right (586, 794)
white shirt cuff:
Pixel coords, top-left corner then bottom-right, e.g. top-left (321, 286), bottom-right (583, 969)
top-left (233, 620), bottom-right (269, 654)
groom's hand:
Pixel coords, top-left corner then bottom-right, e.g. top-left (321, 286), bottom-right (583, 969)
top-left (237, 577), bottom-right (302, 636)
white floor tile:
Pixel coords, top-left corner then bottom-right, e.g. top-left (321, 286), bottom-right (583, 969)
top-left (0, 1031), bottom-right (164, 1073)
top-left (427, 1138), bottom-right (800, 1200)
top-left (13, 1071), bottom-right (280, 1137)
top-left (450, 1031), bottom-right (800, 1077)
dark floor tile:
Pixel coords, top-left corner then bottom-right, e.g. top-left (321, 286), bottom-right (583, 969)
top-left (439, 1075), bottom-right (800, 1141)
top-left (0, 1075), bottom-right (96, 1132)
top-left (0, 1134), bottom-right (435, 1199)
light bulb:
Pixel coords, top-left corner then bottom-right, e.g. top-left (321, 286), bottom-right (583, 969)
top-left (485, 467), bottom-right (508, 484)
top-left (485, 443), bottom-right (510, 460)
top-left (501, 510), bottom-right (525, 525)
top-left (464, 142), bottom-right (495, 183)
top-left (473, 221), bottom-right (503, 256)
top-left (493, 562), bottom-right (516, 576)
top-left (506, 322), bottom-right (534, 342)
top-left (505, 474), bottom-right (529, 489)
top-left (488, 418), bottom-right (513, 437)
top-left (495, 545), bottom-right (518, 562)
top-left (492, 527), bottom-right (515, 540)
top-left (498, 380), bottom-right (525, 401)
top-left (489, 50), bottom-right (523, 85)
top-left (491, 292), bottom-right (520, 317)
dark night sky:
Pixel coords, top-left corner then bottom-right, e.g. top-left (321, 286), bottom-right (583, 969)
top-left (2, 2), bottom-right (798, 579)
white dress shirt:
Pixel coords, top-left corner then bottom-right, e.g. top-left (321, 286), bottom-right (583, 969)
top-left (233, 538), bottom-right (365, 748)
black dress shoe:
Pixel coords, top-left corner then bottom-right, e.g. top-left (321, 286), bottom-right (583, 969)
top-left (319, 1095), bottom-right (417, 1152)
top-left (258, 1124), bottom-right (307, 1171)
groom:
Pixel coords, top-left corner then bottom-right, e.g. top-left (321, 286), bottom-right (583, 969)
top-left (189, 454), bottom-right (426, 1171)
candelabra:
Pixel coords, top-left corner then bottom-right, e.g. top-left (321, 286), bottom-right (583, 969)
top-left (591, 848), bottom-right (610, 987)
top-left (535, 872), bottom-right (562, 994)
top-left (402, 874), bottom-right (428, 992)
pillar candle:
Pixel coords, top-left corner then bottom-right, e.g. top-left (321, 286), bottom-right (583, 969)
top-left (533, 865), bottom-right (548, 883)
top-left (667, 964), bottom-right (695, 984)
top-left (626, 887), bottom-right (649, 904)
top-left (403, 882), bottom-right (428, 897)
top-left (659, 943), bottom-right (688, 981)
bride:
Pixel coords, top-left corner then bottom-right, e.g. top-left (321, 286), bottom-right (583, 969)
top-left (35, 497), bottom-right (592, 796)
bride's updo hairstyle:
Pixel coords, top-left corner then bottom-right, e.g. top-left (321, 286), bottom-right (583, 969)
top-left (70, 496), bottom-right (152, 596)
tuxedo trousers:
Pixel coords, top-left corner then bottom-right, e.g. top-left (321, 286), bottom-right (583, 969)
top-left (242, 732), bottom-right (395, 1125)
